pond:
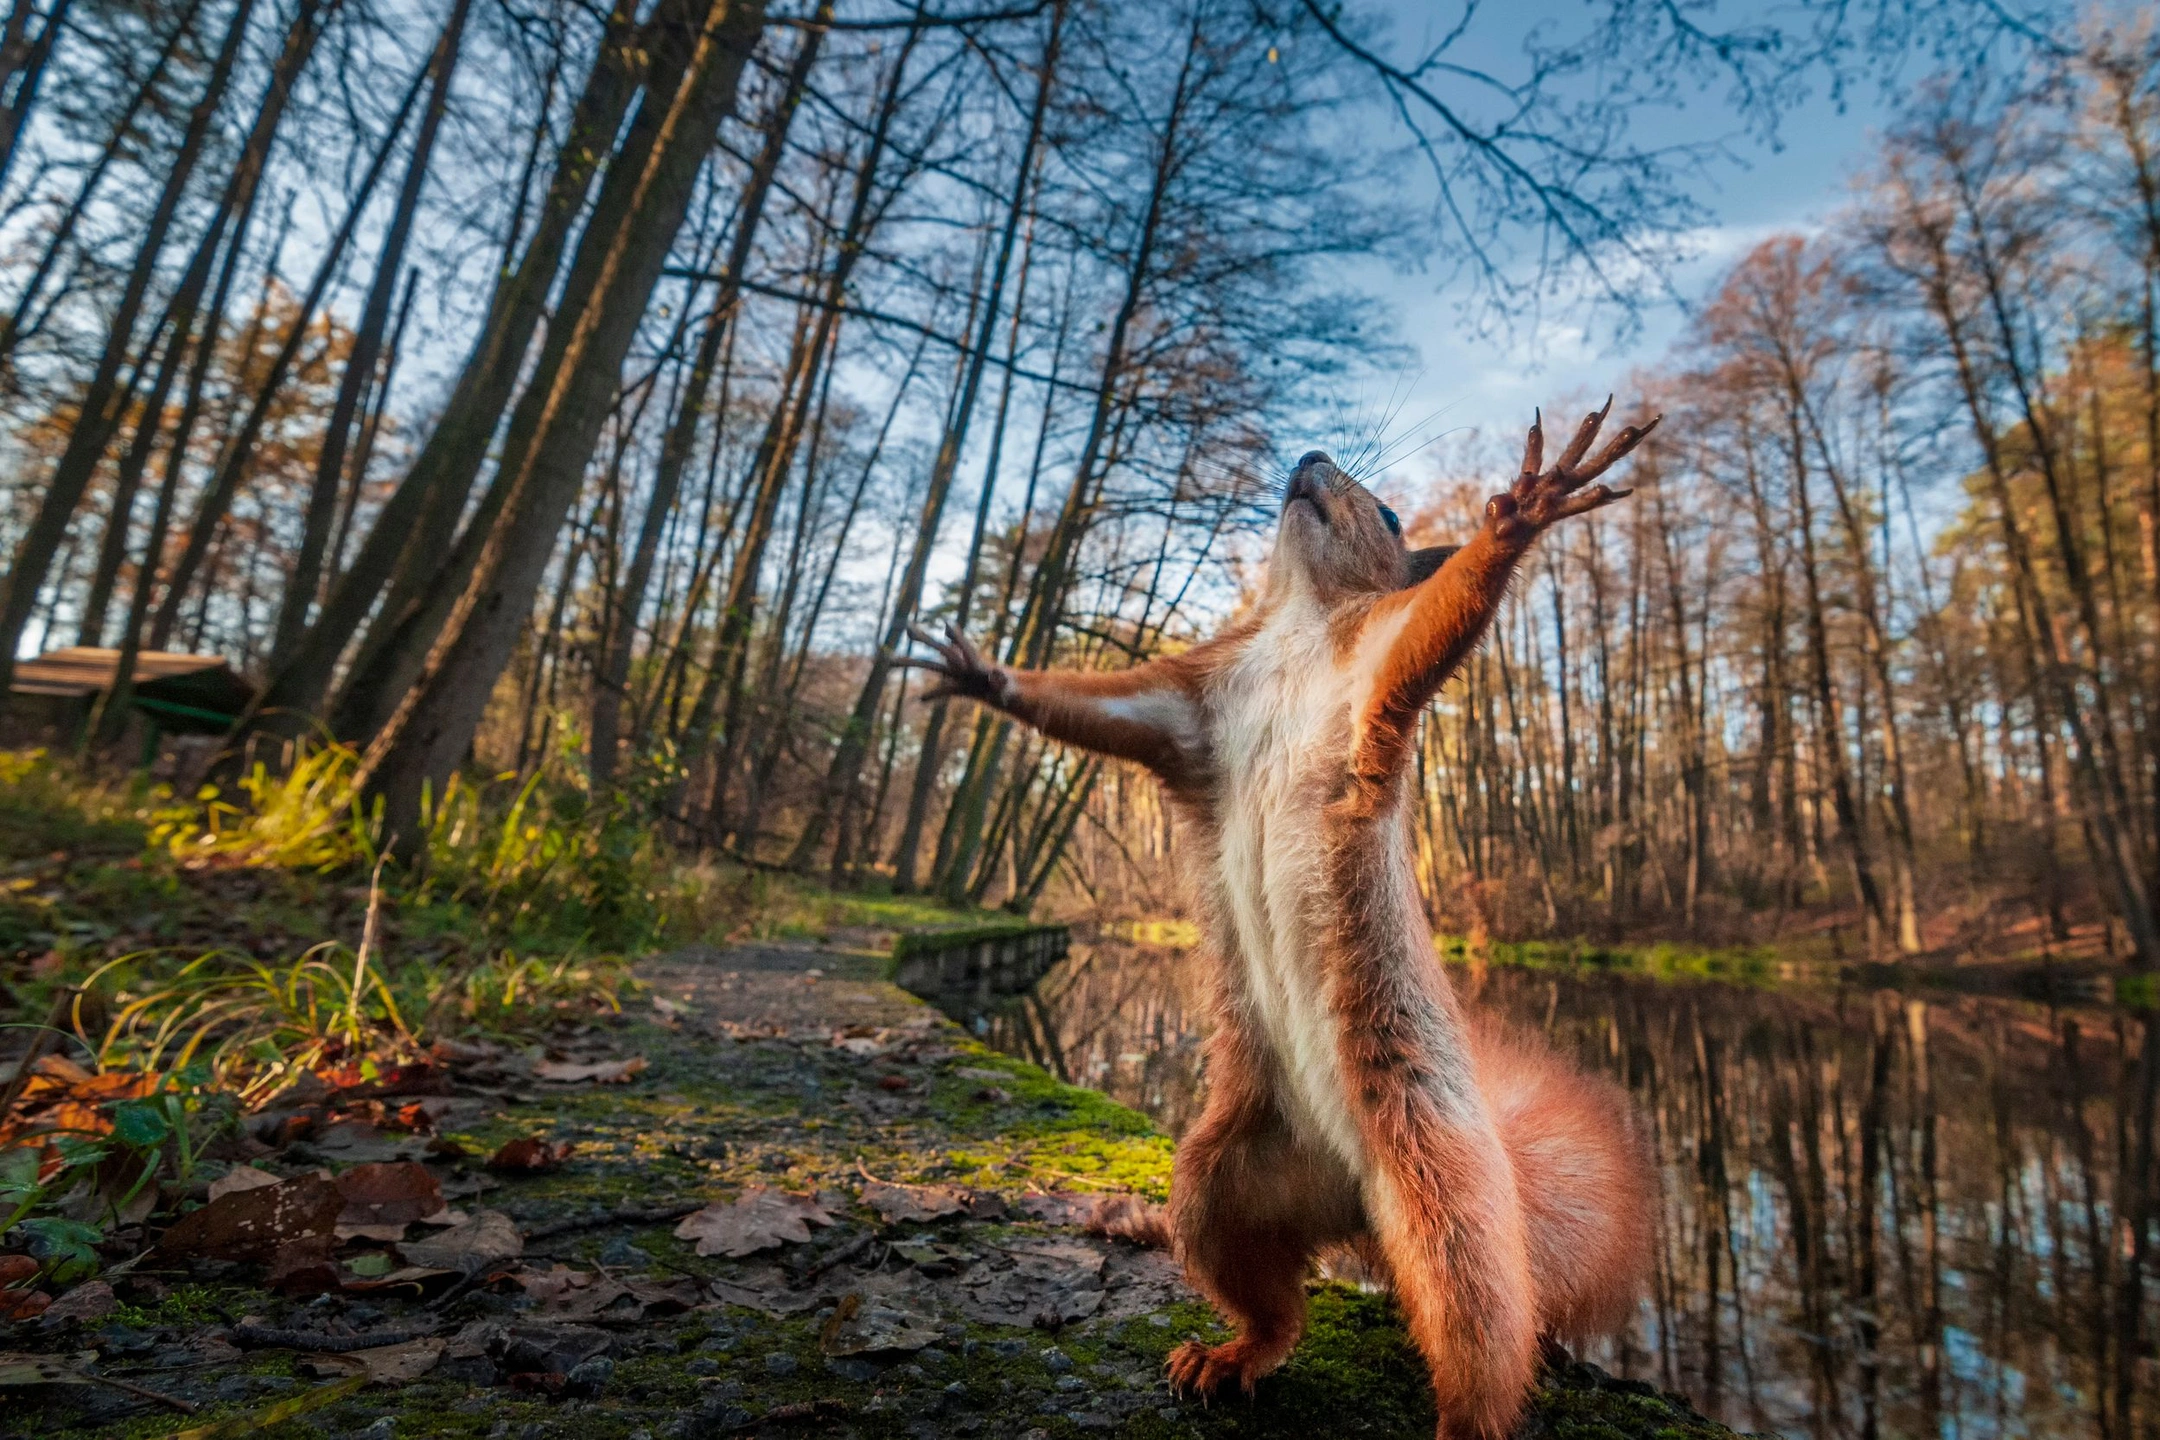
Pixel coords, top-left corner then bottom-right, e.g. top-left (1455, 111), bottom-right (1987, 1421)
top-left (924, 937), bottom-right (2159, 1440)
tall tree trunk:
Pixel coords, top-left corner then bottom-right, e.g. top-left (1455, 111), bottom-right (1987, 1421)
top-left (0, 0), bottom-right (71, 198)
top-left (587, 6), bottom-right (825, 791)
top-left (246, 0), bottom-right (646, 740)
top-left (356, 0), bottom-right (767, 849)
top-left (887, 0), bottom-right (1061, 890)
top-left (1786, 400), bottom-right (1890, 944)
top-left (689, 33), bottom-right (916, 834)
top-left (0, 0), bottom-right (254, 689)
top-left (76, 0), bottom-right (329, 651)
top-left (797, 3), bottom-right (1189, 875)
top-left (327, 265), bottom-right (418, 587)
top-left (0, 0), bottom-right (200, 365)
top-left (327, 0), bottom-right (709, 746)
top-left (148, 45), bottom-right (434, 652)
top-left (272, 0), bottom-right (469, 662)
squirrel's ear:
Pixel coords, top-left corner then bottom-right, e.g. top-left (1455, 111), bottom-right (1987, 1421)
top-left (1403, 545), bottom-right (1457, 587)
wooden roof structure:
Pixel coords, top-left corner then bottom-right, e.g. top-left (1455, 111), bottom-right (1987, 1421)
top-left (9, 648), bottom-right (253, 733)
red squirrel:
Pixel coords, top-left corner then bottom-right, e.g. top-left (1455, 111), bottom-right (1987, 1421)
top-left (904, 402), bottom-right (1660, 1438)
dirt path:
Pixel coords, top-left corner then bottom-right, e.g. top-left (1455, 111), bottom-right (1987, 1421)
top-left (6, 942), bottom-right (1746, 1440)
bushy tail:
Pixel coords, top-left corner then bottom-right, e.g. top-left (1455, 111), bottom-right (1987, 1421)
top-left (1470, 1017), bottom-right (1656, 1342)
top-left (1082, 1192), bottom-right (1174, 1248)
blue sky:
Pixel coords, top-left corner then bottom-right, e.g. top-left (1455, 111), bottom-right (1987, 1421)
top-left (1330, 0), bottom-right (1902, 492)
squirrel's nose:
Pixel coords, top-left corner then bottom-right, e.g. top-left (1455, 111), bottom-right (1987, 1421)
top-left (1296, 450), bottom-right (1332, 471)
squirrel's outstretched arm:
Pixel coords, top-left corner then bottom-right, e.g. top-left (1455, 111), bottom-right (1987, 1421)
top-left (900, 624), bottom-right (1203, 783)
top-left (1352, 402), bottom-right (1658, 785)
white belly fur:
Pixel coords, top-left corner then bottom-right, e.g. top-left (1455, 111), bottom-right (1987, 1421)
top-left (1210, 603), bottom-right (1369, 1171)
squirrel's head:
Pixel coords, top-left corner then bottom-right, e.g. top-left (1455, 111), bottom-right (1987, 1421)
top-left (1269, 451), bottom-right (1452, 605)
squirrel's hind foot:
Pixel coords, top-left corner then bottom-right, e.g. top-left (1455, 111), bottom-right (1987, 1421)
top-left (1165, 1337), bottom-right (1285, 1399)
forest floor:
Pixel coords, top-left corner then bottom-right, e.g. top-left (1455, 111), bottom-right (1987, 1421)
top-left (0, 935), bottom-right (1751, 1439)
top-left (0, 751), bottom-right (1756, 1439)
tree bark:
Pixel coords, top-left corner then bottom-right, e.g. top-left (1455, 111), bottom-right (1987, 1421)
top-left (247, 0), bottom-right (646, 740)
top-left (356, 0), bottom-right (768, 850)
top-left (587, 6), bottom-right (825, 791)
top-left (272, 0), bottom-right (470, 662)
top-left (148, 44), bottom-right (434, 652)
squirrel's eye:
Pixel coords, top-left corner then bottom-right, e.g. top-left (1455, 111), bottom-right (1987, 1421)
top-left (1377, 504), bottom-right (1400, 536)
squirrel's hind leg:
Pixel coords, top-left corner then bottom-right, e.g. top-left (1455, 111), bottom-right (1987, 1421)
top-left (1165, 1034), bottom-right (1360, 1398)
top-left (1359, 1096), bottom-right (1541, 1440)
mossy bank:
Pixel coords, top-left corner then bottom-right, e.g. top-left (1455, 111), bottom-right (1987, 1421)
top-left (8, 938), bottom-right (1750, 1440)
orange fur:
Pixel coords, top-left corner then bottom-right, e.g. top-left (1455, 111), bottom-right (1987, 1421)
top-left (903, 411), bottom-right (1660, 1439)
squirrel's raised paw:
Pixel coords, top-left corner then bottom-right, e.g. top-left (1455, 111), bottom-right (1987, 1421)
top-left (1165, 1337), bottom-right (1279, 1398)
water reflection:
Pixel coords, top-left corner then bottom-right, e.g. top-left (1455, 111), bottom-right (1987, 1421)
top-left (947, 940), bottom-right (2160, 1440)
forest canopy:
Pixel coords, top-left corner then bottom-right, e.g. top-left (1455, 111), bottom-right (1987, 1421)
top-left (0, 0), bottom-right (2148, 967)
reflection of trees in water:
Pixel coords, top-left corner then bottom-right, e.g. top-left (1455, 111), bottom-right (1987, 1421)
top-left (988, 945), bottom-right (2160, 1440)
top-left (981, 941), bottom-right (1211, 1135)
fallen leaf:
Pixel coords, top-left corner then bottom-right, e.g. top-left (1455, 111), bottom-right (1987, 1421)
top-left (398, 1208), bottom-right (522, 1274)
top-left (492, 1323), bottom-right (610, 1377)
top-left (820, 1290), bottom-right (945, 1356)
top-left (958, 1240), bottom-right (1106, 1328)
top-left (352, 1337), bottom-right (444, 1384)
top-left (207, 1165), bottom-right (285, 1202)
top-left (309, 1120), bottom-right (418, 1163)
top-left (0, 1349), bottom-right (93, 1386)
top-left (532, 1057), bottom-right (647, 1084)
top-left (158, 1174), bottom-right (342, 1263)
top-left (333, 1161), bottom-right (447, 1241)
top-left (327, 1064), bottom-right (452, 1105)
top-left (506, 1265), bottom-right (698, 1323)
top-left (860, 1180), bottom-right (968, 1224)
top-left (264, 1237), bottom-right (341, 1295)
top-left (38, 1279), bottom-right (115, 1325)
top-left (0, 1289), bottom-right (50, 1323)
top-left (673, 1187), bottom-right (835, 1258)
top-left (0, 1255), bottom-right (37, 1287)
top-left (486, 1137), bottom-right (573, 1173)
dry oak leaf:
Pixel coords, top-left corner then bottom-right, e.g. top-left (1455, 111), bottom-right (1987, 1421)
top-left (673, 1187), bottom-right (835, 1258)
top-left (39, 1280), bottom-right (115, 1326)
top-left (354, 1337), bottom-right (445, 1384)
top-left (486, 1137), bottom-right (573, 1173)
top-left (398, 1208), bottom-right (522, 1274)
top-left (333, 1161), bottom-right (448, 1241)
top-left (532, 1057), bottom-right (647, 1084)
top-left (859, 1180), bottom-right (969, 1225)
top-left (207, 1165), bottom-right (285, 1202)
top-left (157, 1173), bottom-right (342, 1263)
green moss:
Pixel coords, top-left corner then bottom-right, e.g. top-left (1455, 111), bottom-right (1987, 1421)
top-left (1438, 934), bottom-right (1782, 986)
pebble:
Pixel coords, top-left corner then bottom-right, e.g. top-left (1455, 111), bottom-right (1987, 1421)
top-left (685, 1357), bottom-right (720, 1376)
top-left (353, 1420), bottom-right (397, 1440)
top-left (598, 1237), bottom-right (651, 1268)
top-left (1147, 1313), bottom-right (1174, 1328)
top-left (916, 1346), bottom-right (948, 1366)
top-left (1054, 1375), bottom-right (1087, 1392)
top-left (1041, 1346), bottom-right (1072, 1373)
top-left (565, 1356), bottom-right (614, 1397)
top-left (824, 1356), bottom-right (880, 1383)
top-left (764, 1351), bottom-right (799, 1376)
top-left (989, 1339), bottom-right (1027, 1358)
